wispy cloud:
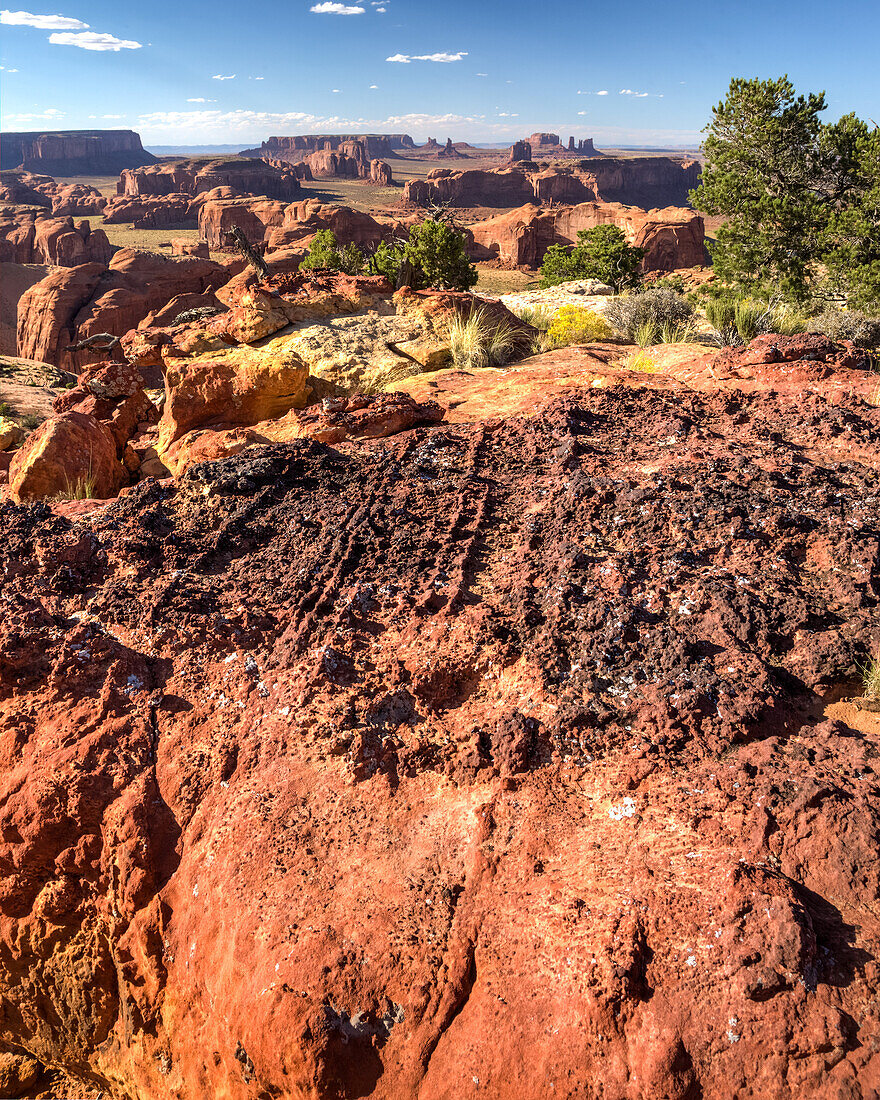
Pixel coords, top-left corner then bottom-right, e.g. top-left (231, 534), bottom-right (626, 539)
top-left (310, 2), bottom-right (365, 12)
top-left (578, 89), bottom-right (608, 96)
top-left (0, 64), bottom-right (20, 71)
top-left (49, 30), bottom-right (142, 50)
top-left (5, 106), bottom-right (64, 121)
top-left (0, 9), bottom-right (87, 28)
top-left (212, 73), bottom-right (236, 80)
top-left (187, 97), bottom-right (216, 103)
top-left (386, 51), bottom-right (467, 63)
top-left (619, 88), bottom-right (663, 98)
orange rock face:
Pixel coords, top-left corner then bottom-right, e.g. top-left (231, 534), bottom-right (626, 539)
top-left (0, 211), bottom-right (112, 266)
top-left (7, 408), bottom-right (124, 500)
top-left (16, 248), bottom-right (232, 371)
top-left (469, 201), bottom-right (706, 272)
top-left (0, 369), bottom-right (879, 1096)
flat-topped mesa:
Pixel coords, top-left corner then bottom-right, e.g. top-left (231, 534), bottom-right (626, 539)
top-left (404, 158), bottom-right (700, 210)
top-left (239, 134), bottom-right (416, 163)
top-left (0, 129), bottom-right (157, 175)
top-left (117, 158), bottom-right (302, 201)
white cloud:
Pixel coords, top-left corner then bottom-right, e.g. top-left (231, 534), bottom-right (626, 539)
top-left (476, 72), bottom-right (487, 77)
top-left (0, 65), bottom-right (20, 71)
top-left (49, 30), bottom-right (142, 49)
top-left (102, 113), bottom-right (124, 118)
top-left (5, 106), bottom-right (64, 121)
top-left (252, 75), bottom-right (264, 79)
top-left (619, 88), bottom-right (661, 98)
top-left (212, 73), bottom-right (235, 80)
top-left (497, 112), bottom-right (518, 118)
top-left (596, 89), bottom-right (608, 95)
top-left (0, 9), bottom-right (88, 28)
top-left (577, 110), bottom-right (587, 116)
top-left (187, 97), bottom-right (216, 102)
top-left (369, 84), bottom-right (377, 88)
top-left (386, 50), bottom-right (467, 63)
top-left (332, 88), bottom-right (341, 93)
top-left (374, 4), bottom-right (385, 8)
top-left (310, 1), bottom-right (365, 12)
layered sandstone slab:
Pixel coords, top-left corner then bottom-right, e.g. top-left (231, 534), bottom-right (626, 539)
top-left (404, 159), bottom-right (700, 210)
top-left (0, 211), bottom-right (113, 267)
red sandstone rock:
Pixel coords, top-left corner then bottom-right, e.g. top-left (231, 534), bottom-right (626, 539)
top-left (198, 197), bottom-right (287, 249)
top-left (240, 134), bottom-right (414, 163)
top-left (7, 408), bottom-right (124, 500)
top-left (171, 238), bottom-right (210, 258)
top-left (102, 194), bottom-right (199, 229)
top-left (403, 159), bottom-right (700, 210)
top-left (0, 211), bottom-right (113, 266)
top-left (0, 128), bottom-right (156, 174)
top-left (469, 201), bottom-right (706, 272)
top-left (0, 377), bottom-right (879, 1096)
top-left (118, 158), bottom-right (301, 202)
top-left (16, 249), bottom-right (231, 371)
top-left (370, 160), bottom-right (394, 186)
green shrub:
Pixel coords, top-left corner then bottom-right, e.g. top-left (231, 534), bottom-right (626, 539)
top-left (367, 220), bottom-right (477, 291)
top-left (300, 230), bottom-right (365, 275)
top-left (605, 289), bottom-right (695, 342)
top-left (18, 413), bottom-right (41, 431)
top-left (546, 306), bottom-right (613, 347)
top-left (539, 225), bottom-right (645, 292)
top-left (810, 308), bottom-right (880, 349)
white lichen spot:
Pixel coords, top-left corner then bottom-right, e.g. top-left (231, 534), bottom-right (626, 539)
top-left (608, 797), bottom-right (637, 821)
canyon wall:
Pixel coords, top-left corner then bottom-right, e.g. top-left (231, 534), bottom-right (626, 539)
top-left (0, 130), bottom-right (156, 175)
top-left (240, 134), bottom-right (415, 163)
top-left (117, 158), bottom-right (302, 201)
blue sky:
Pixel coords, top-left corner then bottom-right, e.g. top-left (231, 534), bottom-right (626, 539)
top-left (2, 0), bottom-right (879, 147)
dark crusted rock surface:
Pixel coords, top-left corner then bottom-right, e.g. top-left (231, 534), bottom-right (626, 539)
top-left (0, 385), bottom-right (878, 1097)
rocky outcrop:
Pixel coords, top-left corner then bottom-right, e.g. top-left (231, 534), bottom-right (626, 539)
top-left (240, 134), bottom-right (415, 163)
top-left (0, 211), bottom-right (113, 266)
top-left (264, 200), bottom-right (404, 255)
top-left (404, 159), bottom-right (700, 210)
top-left (508, 140), bottom-right (532, 163)
top-left (118, 159), bottom-right (302, 201)
top-left (469, 201), bottom-right (706, 271)
top-left (101, 194), bottom-right (199, 228)
top-left (0, 261), bottom-right (55, 354)
top-left (0, 348), bottom-right (879, 1095)
top-left (198, 197), bottom-right (288, 249)
top-left (16, 249), bottom-right (231, 371)
top-left (370, 160), bottom-right (393, 186)
top-left (0, 129), bottom-right (156, 174)
top-left (0, 171), bottom-right (107, 215)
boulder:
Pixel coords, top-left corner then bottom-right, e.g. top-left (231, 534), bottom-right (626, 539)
top-left (0, 416), bottom-right (25, 450)
top-left (172, 239), bottom-right (210, 258)
top-left (0, 1052), bottom-right (42, 1097)
top-left (8, 409), bottom-right (125, 501)
top-left (156, 338), bottom-right (311, 466)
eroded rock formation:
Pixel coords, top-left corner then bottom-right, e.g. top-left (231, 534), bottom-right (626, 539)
top-left (404, 159), bottom-right (700, 210)
top-left (0, 337), bottom-right (879, 1095)
top-left (469, 201), bottom-right (706, 272)
top-left (16, 249), bottom-right (231, 371)
top-left (0, 211), bottom-right (113, 267)
top-left (118, 159), bottom-right (302, 202)
top-left (0, 129), bottom-right (156, 174)
top-left (240, 135), bottom-right (415, 163)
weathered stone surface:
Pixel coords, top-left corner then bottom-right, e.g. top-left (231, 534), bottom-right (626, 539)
top-left (15, 262), bottom-right (105, 368)
top-left (101, 194), bottom-right (199, 229)
top-left (198, 197), bottom-right (287, 249)
top-left (469, 201), bottom-right (706, 272)
top-left (162, 391), bottom-right (444, 474)
top-left (7, 409), bottom-right (124, 500)
top-left (0, 1052), bottom-right (42, 1097)
top-left (118, 158), bottom-right (302, 201)
top-left (0, 416), bottom-right (25, 450)
top-left (370, 160), bottom-right (393, 185)
top-left (156, 338), bottom-right (311, 465)
top-left (0, 363), bottom-right (879, 1095)
top-left (403, 159), bottom-right (700, 210)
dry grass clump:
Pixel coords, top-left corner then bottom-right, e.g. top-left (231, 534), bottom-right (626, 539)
top-left (448, 307), bottom-right (517, 369)
top-left (705, 297), bottom-right (807, 345)
top-left (861, 651), bottom-right (880, 699)
top-left (56, 473), bottom-right (98, 501)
